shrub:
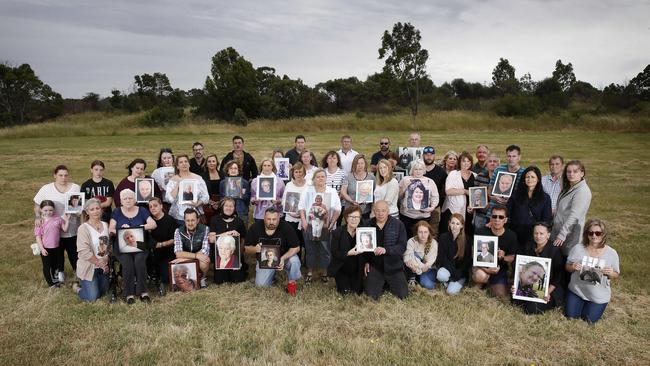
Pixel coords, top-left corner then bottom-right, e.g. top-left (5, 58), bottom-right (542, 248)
top-left (493, 95), bottom-right (541, 117)
top-left (139, 105), bottom-right (184, 127)
top-left (233, 108), bottom-right (249, 126)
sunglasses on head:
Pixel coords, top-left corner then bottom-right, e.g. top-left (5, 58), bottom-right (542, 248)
top-left (588, 231), bottom-right (603, 237)
top-left (491, 214), bottom-right (506, 220)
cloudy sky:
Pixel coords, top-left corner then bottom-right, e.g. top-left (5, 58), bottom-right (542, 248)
top-left (1, 0), bottom-right (648, 98)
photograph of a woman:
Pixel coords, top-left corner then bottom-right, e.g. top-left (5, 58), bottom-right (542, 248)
top-left (65, 193), bottom-right (84, 214)
top-left (215, 235), bottom-right (241, 270)
top-left (406, 179), bottom-right (429, 210)
top-left (513, 255), bottom-right (551, 303)
top-left (355, 227), bottom-right (377, 252)
top-left (170, 262), bottom-right (198, 292)
top-left (117, 227), bottom-right (146, 253)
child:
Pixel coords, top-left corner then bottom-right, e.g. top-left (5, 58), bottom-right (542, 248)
top-left (34, 200), bottom-right (69, 287)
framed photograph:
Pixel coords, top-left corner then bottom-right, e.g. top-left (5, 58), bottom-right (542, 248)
top-left (214, 235), bottom-right (241, 270)
top-left (224, 177), bottom-right (243, 199)
top-left (491, 171), bottom-right (517, 198)
top-left (260, 240), bottom-right (281, 269)
top-left (179, 179), bottom-right (198, 204)
top-left (160, 167), bottom-right (175, 189)
top-left (355, 180), bottom-right (374, 203)
top-left (283, 191), bottom-right (301, 214)
top-left (405, 178), bottom-right (429, 210)
top-left (396, 147), bottom-right (424, 171)
top-left (169, 259), bottom-right (199, 292)
top-left (135, 178), bottom-right (155, 203)
top-left (393, 171), bottom-right (405, 182)
top-left (513, 255), bottom-right (551, 303)
top-left (355, 227), bottom-right (377, 252)
top-left (468, 186), bottom-right (488, 209)
top-left (116, 226), bottom-right (146, 254)
top-left (473, 235), bottom-right (499, 268)
top-left (65, 192), bottom-right (84, 214)
top-left (305, 191), bottom-right (332, 241)
top-left (579, 255), bottom-right (607, 284)
top-left (256, 176), bottom-right (276, 201)
top-left (275, 158), bottom-right (290, 180)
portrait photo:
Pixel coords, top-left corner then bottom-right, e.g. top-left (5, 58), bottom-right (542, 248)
top-left (256, 176), bottom-right (276, 201)
top-left (473, 235), bottom-right (499, 268)
top-left (160, 167), bottom-right (175, 189)
top-left (355, 227), bottom-right (377, 252)
top-left (468, 186), bottom-right (488, 209)
top-left (396, 147), bottom-right (424, 171)
top-left (224, 177), bottom-right (243, 199)
top-left (214, 235), bottom-right (241, 270)
top-left (491, 171), bottom-right (517, 198)
top-left (64, 192), bottom-right (85, 214)
top-left (355, 180), bottom-right (374, 203)
top-left (96, 235), bottom-right (111, 257)
top-left (169, 260), bottom-right (199, 292)
top-left (135, 178), bottom-right (155, 203)
top-left (579, 255), bottom-right (607, 284)
top-left (259, 244), bottom-right (281, 269)
top-left (513, 255), bottom-right (551, 303)
top-left (283, 191), bottom-right (301, 214)
top-left (116, 226), bottom-right (146, 254)
top-left (406, 179), bottom-right (429, 211)
top-left (275, 158), bottom-right (290, 180)
top-left (393, 171), bottom-right (405, 182)
top-left (179, 179), bottom-right (198, 204)
top-left (306, 191), bottom-right (331, 241)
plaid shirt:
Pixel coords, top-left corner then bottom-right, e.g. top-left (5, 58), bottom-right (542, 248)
top-left (541, 174), bottom-right (562, 211)
top-left (173, 226), bottom-right (209, 256)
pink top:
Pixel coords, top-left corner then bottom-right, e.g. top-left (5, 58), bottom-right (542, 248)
top-left (34, 216), bottom-right (65, 249)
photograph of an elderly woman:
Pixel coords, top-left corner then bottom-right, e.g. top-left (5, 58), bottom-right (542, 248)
top-left (215, 235), bottom-right (241, 270)
top-left (170, 262), bottom-right (198, 292)
top-left (117, 227), bottom-right (146, 253)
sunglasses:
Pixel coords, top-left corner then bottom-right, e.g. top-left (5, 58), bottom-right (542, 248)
top-left (588, 231), bottom-right (603, 237)
top-left (491, 215), bottom-right (506, 220)
top-left (380, 142), bottom-right (389, 145)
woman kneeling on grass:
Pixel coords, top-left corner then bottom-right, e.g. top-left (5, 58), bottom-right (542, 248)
top-left (403, 221), bottom-right (438, 289)
top-left (565, 218), bottom-right (620, 324)
top-left (73, 199), bottom-right (110, 302)
top-left (435, 214), bottom-right (471, 295)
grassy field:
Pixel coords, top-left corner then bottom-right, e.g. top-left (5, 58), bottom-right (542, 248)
top-left (1, 112), bottom-right (649, 365)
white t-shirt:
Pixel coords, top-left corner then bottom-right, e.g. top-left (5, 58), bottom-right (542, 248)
top-left (34, 182), bottom-right (81, 238)
top-left (151, 167), bottom-right (175, 191)
top-left (298, 186), bottom-right (342, 229)
top-left (337, 149), bottom-right (359, 175)
top-left (282, 181), bottom-right (308, 223)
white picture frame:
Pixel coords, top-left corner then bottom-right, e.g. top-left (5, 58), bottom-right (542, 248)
top-left (116, 226), bottom-right (146, 254)
top-left (256, 176), bottom-right (276, 201)
top-left (135, 178), bottom-right (155, 203)
top-left (355, 227), bottom-right (377, 252)
top-left (469, 186), bottom-right (488, 209)
top-left (513, 255), bottom-right (551, 304)
top-left (491, 171), bottom-right (517, 198)
top-left (355, 180), bottom-right (374, 203)
top-left (64, 192), bottom-right (84, 214)
top-left (473, 235), bottom-right (499, 268)
top-left (275, 158), bottom-right (290, 180)
top-left (179, 179), bottom-right (198, 204)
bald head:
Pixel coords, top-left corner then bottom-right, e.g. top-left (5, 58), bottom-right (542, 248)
top-left (373, 200), bottom-right (389, 223)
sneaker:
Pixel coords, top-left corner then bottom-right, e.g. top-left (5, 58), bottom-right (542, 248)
top-left (200, 278), bottom-right (208, 289)
top-left (126, 296), bottom-right (136, 305)
top-left (71, 282), bottom-right (80, 294)
top-left (158, 283), bottom-right (166, 297)
top-left (57, 271), bottom-right (65, 283)
top-left (140, 294), bottom-right (151, 303)
top-left (408, 278), bottom-right (417, 286)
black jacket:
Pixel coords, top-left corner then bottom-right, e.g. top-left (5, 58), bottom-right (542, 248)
top-left (436, 232), bottom-right (472, 282)
top-left (328, 225), bottom-right (363, 276)
top-left (220, 151), bottom-right (258, 181)
top-left (363, 216), bottom-right (408, 275)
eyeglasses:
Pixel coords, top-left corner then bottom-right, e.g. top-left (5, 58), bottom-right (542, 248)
top-left (348, 216), bottom-right (361, 220)
top-left (380, 142), bottom-right (389, 145)
top-left (491, 215), bottom-right (506, 220)
top-left (588, 231), bottom-right (603, 237)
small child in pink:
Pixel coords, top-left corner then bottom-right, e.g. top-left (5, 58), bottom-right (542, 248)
top-left (34, 200), bottom-right (69, 287)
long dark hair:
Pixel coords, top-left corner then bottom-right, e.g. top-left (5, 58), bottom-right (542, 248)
top-left (515, 166), bottom-right (544, 204)
top-left (156, 147), bottom-right (174, 168)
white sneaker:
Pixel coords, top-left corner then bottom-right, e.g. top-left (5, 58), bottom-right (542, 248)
top-left (200, 278), bottom-right (208, 288)
top-left (58, 271), bottom-right (65, 283)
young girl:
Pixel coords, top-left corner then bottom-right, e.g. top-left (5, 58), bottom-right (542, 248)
top-left (34, 200), bottom-right (70, 287)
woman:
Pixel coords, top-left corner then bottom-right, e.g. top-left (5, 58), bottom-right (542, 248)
top-left (299, 150), bottom-right (318, 185)
top-left (299, 169), bottom-right (341, 282)
top-left (282, 163), bottom-right (308, 251)
top-left (250, 159), bottom-right (285, 223)
top-left (201, 153), bottom-right (221, 224)
top-left (165, 154), bottom-right (209, 225)
top-left (436, 214), bottom-right (472, 295)
top-left (552, 160), bottom-right (592, 256)
top-left (404, 221), bottom-right (438, 289)
top-left (151, 148), bottom-right (175, 208)
top-left (215, 236), bottom-right (238, 269)
top-left (80, 160), bottom-right (115, 222)
top-left (328, 206), bottom-right (364, 295)
top-left (513, 222), bottom-right (564, 314)
top-left (373, 159), bottom-right (399, 217)
top-left (441, 151), bottom-right (476, 236)
top-left (114, 158), bottom-right (160, 208)
top-left (219, 160), bottom-right (251, 224)
top-left (72, 199), bottom-right (109, 301)
top-left (109, 189), bottom-right (157, 304)
top-left (509, 166), bottom-right (552, 250)
top-left (340, 154), bottom-right (375, 219)
top-left (322, 151), bottom-right (347, 194)
top-left (148, 197), bottom-right (178, 296)
top-left (33, 165), bottom-right (82, 282)
top-left (398, 160), bottom-right (438, 234)
top-left (441, 150), bottom-right (459, 175)
top-left (209, 197), bottom-right (248, 284)
top-left (565, 219), bottom-right (620, 323)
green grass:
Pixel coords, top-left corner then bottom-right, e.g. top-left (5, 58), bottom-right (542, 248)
top-left (1, 114), bottom-right (650, 364)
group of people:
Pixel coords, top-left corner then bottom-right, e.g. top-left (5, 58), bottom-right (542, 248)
top-left (32, 133), bottom-right (619, 323)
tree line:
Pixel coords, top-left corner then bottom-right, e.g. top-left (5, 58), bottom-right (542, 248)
top-left (1, 22), bottom-right (648, 128)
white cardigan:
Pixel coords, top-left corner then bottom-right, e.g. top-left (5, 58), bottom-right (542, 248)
top-left (442, 170), bottom-right (476, 220)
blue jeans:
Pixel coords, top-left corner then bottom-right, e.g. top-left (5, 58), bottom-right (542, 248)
top-left (419, 269), bottom-right (437, 290)
top-left (255, 255), bottom-right (302, 287)
top-left (565, 289), bottom-right (608, 324)
top-left (436, 267), bottom-right (466, 295)
top-left (79, 268), bottom-right (108, 302)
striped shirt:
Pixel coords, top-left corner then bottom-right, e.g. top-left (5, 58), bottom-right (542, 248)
top-left (541, 174), bottom-right (562, 211)
top-left (326, 168), bottom-right (347, 193)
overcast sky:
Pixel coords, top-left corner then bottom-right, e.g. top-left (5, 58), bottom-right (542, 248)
top-left (1, 0), bottom-right (648, 98)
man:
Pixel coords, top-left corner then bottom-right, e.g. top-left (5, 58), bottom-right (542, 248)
top-left (285, 135), bottom-right (306, 165)
top-left (220, 135), bottom-right (259, 180)
top-left (337, 135), bottom-right (358, 173)
top-left (488, 145), bottom-right (525, 210)
top-left (370, 137), bottom-right (391, 173)
top-left (245, 207), bottom-right (301, 292)
top-left (173, 209), bottom-right (210, 288)
top-left (472, 153), bottom-right (500, 230)
top-left (189, 142), bottom-right (207, 175)
top-left (422, 146), bottom-right (446, 236)
top-left (363, 201), bottom-right (408, 301)
top-left (471, 205), bottom-right (517, 299)
top-left (472, 144), bottom-right (490, 175)
top-left (408, 132), bottom-right (421, 147)
top-left (476, 241), bottom-right (495, 263)
top-left (542, 155), bottom-right (564, 216)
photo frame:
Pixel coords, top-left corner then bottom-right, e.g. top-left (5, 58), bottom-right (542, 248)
top-left (275, 158), bottom-right (290, 180)
top-left (355, 180), bottom-right (374, 203)
top-left (224, 177), bottom-right (243, 199)
top-left (179, 179), bottom-right (198, 204)
top-left (256, 176), bottom-right (276, 201)
top-left (355, 227), bottom-right (377, 252)
top-left (491, 171), bottom-right (517, 198)
top-left (64, 192), bottom-right (84, 214)
top-left (116, 226), bottom-right (146, 254)
top-left (513, 255), bottom-right (551, 303)
top-left (160, 167), bottom-right (175, 189)
top-left (135, 178), bottom-right (155, 203)
top-left (396, 147), bottom-right (424, 171)
top-left (214, 235), bottom-right (241, 270)
top-left (405, 179), bottom-right (429, 210)
top-left (169, 259), bottom-right (200, 292)
top-left (305, 191), bottom-right (332, 241)
top-left (283, 191), bottom-right (301, 214)
top-left (260, 240), bottom-right (281, 269)
top-left (579, 255), bottom-right (607, 284)
top-left (473, 235), bottom-right (499, 268)
top-left (393, 171), bottom-right (405, 182)
top-left (468, 186), bottom-right (488, 209)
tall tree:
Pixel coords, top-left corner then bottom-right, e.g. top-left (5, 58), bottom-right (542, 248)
top-left (378, 22), bottom-right (429, 118)
top-left (551, 59), bottom-right (576, 92)
top-left (628, 64), bottom-right (650, 101)
top-left (491, 58), bottom-right (519, 95)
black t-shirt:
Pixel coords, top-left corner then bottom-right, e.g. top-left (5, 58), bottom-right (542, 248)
top-left (475, 227), bottom-right (518, 273)
top-left (424, 165), bottom-right (447, 207)
top-left (190, 158), bottom-right (207, 175)
top-left (150, 214), bottom-right (179, 243)
top-left (371, 150), bottom-right (390, 166)
top-left (209, 215), bottom-right (246, 238)
top-left (245, 220), bottom-right (299, 261)
top-left (370, 223), bottom-right (386, 271)
top-left (81, 178), bottom-right (115, 220)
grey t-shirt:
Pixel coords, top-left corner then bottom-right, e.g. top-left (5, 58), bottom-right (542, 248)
top-left (344, 172), bottom-right (375, 215)
top-left (567, 244), bottom-right (620, 304)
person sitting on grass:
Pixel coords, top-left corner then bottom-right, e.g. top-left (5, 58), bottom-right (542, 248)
top-left (173, 209), bottom-right (210, 289)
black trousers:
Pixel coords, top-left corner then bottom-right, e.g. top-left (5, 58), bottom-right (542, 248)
top-left (513, 297), bottom-right (558, 315)
top-left (214, 263), bottom-right (248, 284)
top-left (118, 251), bottom-right (148, 297)
top-left (334, 270), bottom-right (363, 295)
top-left (58, 236), bottom-right (78, 272)
top-left (40, 247), bottom-right (62, 286)
top-left (364, 266), bottom-right (408, 300)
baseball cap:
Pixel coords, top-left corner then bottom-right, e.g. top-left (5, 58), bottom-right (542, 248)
top-left (423, 146), bottom-right (435, 154)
